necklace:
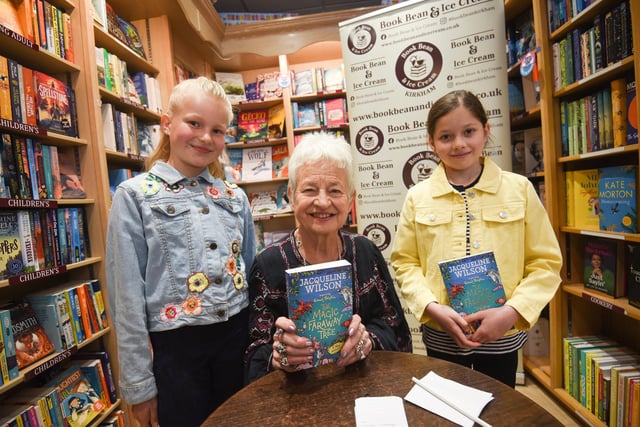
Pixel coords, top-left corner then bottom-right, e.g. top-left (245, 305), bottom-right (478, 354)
top-left (295, 229), bottom-right (342, 265)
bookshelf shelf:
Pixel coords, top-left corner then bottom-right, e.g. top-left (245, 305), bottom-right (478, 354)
top-left (514, 0), bottom-right (640, 423)
top-left (98, 87), bottom-right (162, 121)
top-left (93, 25), bottom-right (159, 76)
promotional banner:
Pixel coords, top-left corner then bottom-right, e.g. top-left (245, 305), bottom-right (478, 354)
top-left (339, 0), bottom-right (511, 351)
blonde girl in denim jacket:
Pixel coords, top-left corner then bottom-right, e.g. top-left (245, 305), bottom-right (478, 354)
top-left (106, 77), bottom-right (255, 427)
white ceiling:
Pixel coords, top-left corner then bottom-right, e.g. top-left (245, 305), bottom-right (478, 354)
top-left (213, 0), bottom-right (385, 15)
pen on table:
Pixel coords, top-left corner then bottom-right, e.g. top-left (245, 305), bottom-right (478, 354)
top-left (411, 377), bottom-right (492, 427)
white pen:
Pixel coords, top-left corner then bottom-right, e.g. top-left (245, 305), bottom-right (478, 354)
top-left (411, 377), bottom-right (492, 427)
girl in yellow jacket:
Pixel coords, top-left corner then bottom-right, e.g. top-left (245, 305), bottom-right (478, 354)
top-left (391, 90), bottom-right (562, 387)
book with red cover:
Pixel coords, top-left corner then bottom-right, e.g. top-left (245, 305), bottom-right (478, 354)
top-left (56, 146), bottom-right (86, 199)
top-left (237, 109), bottom-right (269, 142)
top-left (323, 98), bottom-right (347, 127)
top-left (33, 71), bottom-right (76, 136)
top-left (2, 301), bottom-right (54, 369)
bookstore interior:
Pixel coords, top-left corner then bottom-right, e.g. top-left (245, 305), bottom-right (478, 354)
top-left (0, 0), bottom-right (639, 425)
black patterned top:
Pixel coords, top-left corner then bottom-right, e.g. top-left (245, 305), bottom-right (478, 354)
top-left (245, 229), bottom-right (412, 383)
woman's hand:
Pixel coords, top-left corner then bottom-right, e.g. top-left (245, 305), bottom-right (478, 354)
top-left (426, 302), bottom-right (481, 349)
top-left (271, 317), bottom-right (314, 372)
top-left (336, 314), bottom-right (373, 367)
top-left (132, 397), bottom-right (159, 427)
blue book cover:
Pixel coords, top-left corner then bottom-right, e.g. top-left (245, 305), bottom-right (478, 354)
top-left (598, 165), bottom-right (637, 233)
top-left (0, 308), bottom-right (19, 381)
top-left (438, 251), bottom-right (506, 316)
top-left (285, 259), bottom-right (353, 367)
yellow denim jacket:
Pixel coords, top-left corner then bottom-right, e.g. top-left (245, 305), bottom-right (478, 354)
top-left (391, 157), bottom-right (562, 332)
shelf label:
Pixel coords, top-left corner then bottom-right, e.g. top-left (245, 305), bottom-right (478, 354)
top-left (0, 198), bottom-right (58, 209)
top-left (0, 118), bottom-right (45, 136)
top-left (0, 24), bottom-right (38, 49)
top-left (25, 346), bottom-right (78, 381)
top-left (8, 265), bottom-right (67, 286)
top-left (582, 292), bottom-right (626, 314)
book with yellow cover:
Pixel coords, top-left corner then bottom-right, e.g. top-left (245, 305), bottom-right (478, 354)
top-left (570, 169), bottom-right (600, 230)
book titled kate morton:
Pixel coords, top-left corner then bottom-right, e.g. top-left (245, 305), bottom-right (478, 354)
top-left (285, 259), bottom-right (353, 367)
top-left (438, 251), bottom-right (507, 316)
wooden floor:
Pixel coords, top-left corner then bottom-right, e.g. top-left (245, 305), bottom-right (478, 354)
top-left (516, 374), bottom-right (583, 426)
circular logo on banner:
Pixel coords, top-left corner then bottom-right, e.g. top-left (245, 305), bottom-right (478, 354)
top-left (355, 126), bottom-right (384, 156)
top-left (363, 223), bottom-right (391, 251)
top-left (395, 42), bottom-right (443, 90)
top-left (402, 151), bottom-right (441, 188)
top-left (347, 24), bottom-right (376, 55)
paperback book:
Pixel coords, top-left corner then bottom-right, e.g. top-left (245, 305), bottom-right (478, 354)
top-left (625, 242), bottom-right (640, 309)
top-left (242, 146), bottom-right (272, 182)
top-left (598, 165), bottom-right (637, 233)
top-left (57, 146), bottom-right (87, 199)
top-left (267, 103), bottom-right (286, 139)
top-left (215, 72), bottom-right (246, 104)
top-left (285, 259), bottom-right (353, 367)
top-left (237, 109), bottom-right (268, 142)
top-left (33, 71), bottom-right (76, 137)
top-left (583, 237), bottom-right (623, 297)
top-left (0, 211), bottom-right (23, 280)
top-left (50, 366), bottom-right (106, 427)
top-left (271, 144), bottom-right (289, 179)
top-left (438, 251), bottom-right (507, 316)
top-left (3, 301), bottom-right (55, 369)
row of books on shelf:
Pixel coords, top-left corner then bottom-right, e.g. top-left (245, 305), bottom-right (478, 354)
top-left (292, 98), bottom-right (348, 129)
top-left (101, 103), bottom-right (160, 157)
top-left (510, 127), bottom-right (544, 176)
top-left (560, 76), bottom-right (637, 156)
top-left (216, 70), bottom-right (284, 104)
top-left (1, 137), bottom-right (86, 200)
top-left (248, 183), bottom-right (291, 218)
top-left (95, 47), bottom-right (162, 114)
top-left (551, 2), bottom-right (633, 90)
top-left (508, 61), bottom-right (540, 117)
top-left (0, 207), bottom-right (90, 280)
top-left (505, 7), bottom-right (536, 68)
top-left (581, 236), bottom-right (640, 303)
top-left (290, 66), bottom-right (346, 96)
top-left (215, 65), bottom-right (346, 106)
top-left (566, 165), bottom-right (637, 234)
top-left (224, 145), bottom-right (288, 183)
top-left (226, 103), bottom-right (286, 143)
top-left (173, 63), bottom-right (198, 85)
top-left (90, 0), bottom-right (147, 60)
top-left (254, 224), bottom-right (289, 254)
top-left (563, 335), bottom-right (640, 426)
top-left (107, 168), bottom-right (141, 197)
top-left (0, 308), bottom-right (122, 426)
top-left (0, 57), bottom-right (78, 138)
top-left (0, 0), bottom-right (74, 62)
top-left (0, 291), bottom-right (106, 377)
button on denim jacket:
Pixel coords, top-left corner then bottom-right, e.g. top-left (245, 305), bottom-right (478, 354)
top-left (106, 161), bottom-right (255, 404)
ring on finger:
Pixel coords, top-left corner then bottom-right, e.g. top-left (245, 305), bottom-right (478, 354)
top-left (280, 354), bottom-right (289, 367)
top-left (275, 343), bottom-right (286, 355)
top-left (275, 328), bottom-right (284, 336)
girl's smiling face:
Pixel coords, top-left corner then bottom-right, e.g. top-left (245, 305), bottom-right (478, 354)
top-left (163, 94), bottom-right (229, 178)
top-left (429, 105), bottom-right (489, 183)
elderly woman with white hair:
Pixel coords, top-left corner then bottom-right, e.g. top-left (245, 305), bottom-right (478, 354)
top-left (245, 131), bottom-right (412, 383)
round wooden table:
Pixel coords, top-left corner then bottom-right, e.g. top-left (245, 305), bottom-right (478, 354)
top-left (204, 351), bottom-right (562, 426)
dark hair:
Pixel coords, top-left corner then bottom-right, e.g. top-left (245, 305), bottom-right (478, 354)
top-left (426, 90), bottom-right (488, 139)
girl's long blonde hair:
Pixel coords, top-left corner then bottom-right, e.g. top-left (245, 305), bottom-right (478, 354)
top-left (145, 77), bottom-right (233, 179)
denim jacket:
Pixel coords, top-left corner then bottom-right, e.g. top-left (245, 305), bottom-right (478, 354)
top-left (391, 157), bottom-right (562, 333)
top-left (106, 161), bottom-right (255, 404)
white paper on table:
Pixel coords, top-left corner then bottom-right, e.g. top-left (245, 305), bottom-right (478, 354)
top-left (354, 396), bottom-right (409, 427)
top-left (404, 371), bottom-right (494, 427)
